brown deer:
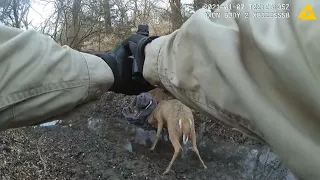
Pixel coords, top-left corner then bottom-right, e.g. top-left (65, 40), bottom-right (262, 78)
top-left (148, 99), bottom-right (207, 175)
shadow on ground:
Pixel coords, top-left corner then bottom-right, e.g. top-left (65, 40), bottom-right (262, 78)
top-left (0, 92), bottom-right (296, 180)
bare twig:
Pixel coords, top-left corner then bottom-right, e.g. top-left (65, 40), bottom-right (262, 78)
top-left (37, 135), bottom-right (47, 176)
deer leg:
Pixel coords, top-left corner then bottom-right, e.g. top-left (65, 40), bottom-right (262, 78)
top-left (163, 132), bottom-right (182, 175)
top-left (150, 120), bottom-right (163, 151)
top-left (191, 128), bottom-right (207, 169)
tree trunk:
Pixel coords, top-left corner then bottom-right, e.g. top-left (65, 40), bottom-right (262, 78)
top-left (194, 0), bottom-right (206, 11)
top-left (132, 0), bottom-right (138, 26)
top-left (70, 0), bottom-right (82, 50)
top-left (53, 0), bottom-right (63, 41)
top-left (103, 0), bottom-right (111, 33)
top-left (12, 0), bottom-right (20, 28)
top-left (169, 0), bottom-right (183, 31)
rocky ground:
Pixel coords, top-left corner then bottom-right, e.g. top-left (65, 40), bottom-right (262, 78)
top-left (0, 92), bottom-right (296, 180)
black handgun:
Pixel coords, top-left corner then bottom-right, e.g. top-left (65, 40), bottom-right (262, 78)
top-left (136, 24), bottom-right (149, 36)
top-left (132, 24), bottom-right (149, 80)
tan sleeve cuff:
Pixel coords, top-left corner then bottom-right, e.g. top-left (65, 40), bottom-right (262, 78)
top-left (143, 36), bottom-right (167, 88)
top-left (80, 52), bottom-right (114, 99)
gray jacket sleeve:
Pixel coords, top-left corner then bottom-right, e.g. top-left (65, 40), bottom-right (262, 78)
top-left (143, 0), bottom-right (320, 179)
top-left (0, 25), bottom-right (114, 130)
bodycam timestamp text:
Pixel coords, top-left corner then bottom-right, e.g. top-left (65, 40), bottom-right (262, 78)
top-left (204, 3), bottom-right (290, 19)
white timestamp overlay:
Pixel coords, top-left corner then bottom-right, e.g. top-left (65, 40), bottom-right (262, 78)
top-left (204, 3), bottom-right (290, 19)
top-left (205, 11), bottom-right (290, 19)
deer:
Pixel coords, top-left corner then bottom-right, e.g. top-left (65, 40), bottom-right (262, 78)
top-left (147, 99), bottom-right (207, 175)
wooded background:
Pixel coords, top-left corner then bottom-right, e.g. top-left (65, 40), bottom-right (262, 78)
top-left (0, 0), bottom-right (224, 51)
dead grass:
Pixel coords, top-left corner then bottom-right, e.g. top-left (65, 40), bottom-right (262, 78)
top-left (82, 22), bottom-right (172, 52)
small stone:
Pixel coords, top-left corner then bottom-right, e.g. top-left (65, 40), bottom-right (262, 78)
top-left (124, 140), bottom-right (133, 153)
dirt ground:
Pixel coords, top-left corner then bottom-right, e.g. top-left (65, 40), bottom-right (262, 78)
top-left (0, 92), bottom-right (295, 180)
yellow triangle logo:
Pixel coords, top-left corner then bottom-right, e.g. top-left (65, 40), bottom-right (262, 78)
top-left (298, 3), bottom-right (316, 20)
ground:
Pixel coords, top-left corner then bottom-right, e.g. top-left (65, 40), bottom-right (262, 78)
top-left (0, 93), bottom-right (296, 180)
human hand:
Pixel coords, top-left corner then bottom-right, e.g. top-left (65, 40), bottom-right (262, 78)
top-left (94, 43), bottom-right (154, 95)
top-left (94, 27), bottom-right (158, 95)
top-left (122, 33), bottom-right (159, 79)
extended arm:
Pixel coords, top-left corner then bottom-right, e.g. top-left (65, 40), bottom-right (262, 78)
top-left (0, 25), bottom-right (114, 129)
top-left (142, 0), bottom-right (320, 179)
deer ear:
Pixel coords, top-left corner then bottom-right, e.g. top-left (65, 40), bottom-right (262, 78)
top-left (179, 119), bottom-right (182, 129)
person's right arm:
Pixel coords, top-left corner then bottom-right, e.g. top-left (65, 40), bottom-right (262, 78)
top-left (0, 24), bottom-right (150, 130)
top-left (143, 0), bottom-right (320, 179)
top-left (0, 25), bottom-right (114, 129)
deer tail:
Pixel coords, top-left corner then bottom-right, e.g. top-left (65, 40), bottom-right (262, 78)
top-left (179, 118), bottom-right (192, 145)
top-left (183, 134), bottom-right (188, 145)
